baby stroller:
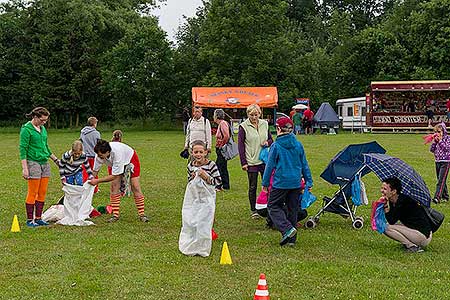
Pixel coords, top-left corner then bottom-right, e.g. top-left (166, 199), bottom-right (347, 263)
top-left (305, 141), bottom-right (386, 230)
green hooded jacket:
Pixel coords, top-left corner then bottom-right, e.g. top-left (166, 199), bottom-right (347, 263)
top-left (19, 121), bottom-right (52, 164)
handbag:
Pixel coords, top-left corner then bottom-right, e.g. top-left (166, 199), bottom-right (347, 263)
top-left (180, 149), bottom-right (189, 159)
top-left (424, 206), bottom-right (444, 233)
top-left (219, 123), bottom-right (239, 160)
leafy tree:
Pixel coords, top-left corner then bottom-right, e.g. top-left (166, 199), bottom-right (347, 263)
top-left (102, 17), bottom-right (175, 124)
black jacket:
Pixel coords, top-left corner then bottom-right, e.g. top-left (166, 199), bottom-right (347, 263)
top-left (386, 194), bottom-right (432, 238)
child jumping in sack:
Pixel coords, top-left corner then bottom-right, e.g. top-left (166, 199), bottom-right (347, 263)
top-left (262, 117), bottom-right (313, 246)
top-left (179, 140), bottom-right (222, 257)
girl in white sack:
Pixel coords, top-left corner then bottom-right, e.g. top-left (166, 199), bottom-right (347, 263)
top-left (179, 140), bottom-right (221, 257)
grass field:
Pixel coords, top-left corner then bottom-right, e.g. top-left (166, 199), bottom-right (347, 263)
top-left (1, 130), bottom-right (449, 300)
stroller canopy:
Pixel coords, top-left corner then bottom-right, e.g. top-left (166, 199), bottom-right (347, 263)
top-left (313, 102), bottom-right (340, 127)
top-left (321, 141), bottom-right (386, 185)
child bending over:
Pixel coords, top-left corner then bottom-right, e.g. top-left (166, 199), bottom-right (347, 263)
top-left (59, 140), bottom-right (93, 185)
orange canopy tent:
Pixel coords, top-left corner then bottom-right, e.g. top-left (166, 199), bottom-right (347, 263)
top-left (191, 87), bottom-right (278, 108)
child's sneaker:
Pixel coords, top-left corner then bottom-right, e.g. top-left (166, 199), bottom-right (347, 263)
top-left (251, 211), bottom-right (262, 219)
top-left (107, 216), bottom-right (120, 223)
top-left (26, 220), bottom-right (37, 228)
top-left (280, 227), bottom-right (297, 246)
top-left (139, 215), bottom-right (149, 223)
top-left (34, 219), bottom-right (49, 226)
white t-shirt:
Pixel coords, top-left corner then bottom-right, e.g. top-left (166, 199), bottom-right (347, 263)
top-left (93, 142), bottom-right (134, 176)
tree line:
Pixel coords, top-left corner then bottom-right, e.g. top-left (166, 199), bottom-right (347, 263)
top-left (1, 0), bottom-right (449, 127)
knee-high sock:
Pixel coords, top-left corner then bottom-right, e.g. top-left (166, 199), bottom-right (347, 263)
top-left (110, 194), bottom-right (121, 217)
top-left (26, 203), bottom-right (34, 220)
top-left (134, 195), bottom-right (145, 216)
top-left (35, 201), bottom-right (45, 219)
top-left (26, 179), bottom-right (41, 204)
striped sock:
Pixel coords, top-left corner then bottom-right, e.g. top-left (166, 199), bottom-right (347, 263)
top-left (110, 194), bottom-right (121, 218)
top-left (134, 195), bottom-right (145, 216)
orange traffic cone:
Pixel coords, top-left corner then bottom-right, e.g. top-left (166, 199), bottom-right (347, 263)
top-left (253, 273), bottom-right (270, 300)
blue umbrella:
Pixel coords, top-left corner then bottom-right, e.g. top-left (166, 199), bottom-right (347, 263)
top-left (363, 153), bottom-right (431, 207)
top-left (321, 141), bottom-right (386, 185)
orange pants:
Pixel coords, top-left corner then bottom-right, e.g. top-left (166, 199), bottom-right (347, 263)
top-left (26, 177), bottom-right (49, 204)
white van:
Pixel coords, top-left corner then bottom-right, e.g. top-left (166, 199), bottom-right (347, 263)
top-left (336, 97), bottom-right (367, 131)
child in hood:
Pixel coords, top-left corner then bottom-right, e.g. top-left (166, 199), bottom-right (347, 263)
top-left (430, 122), bottom-right (450, 203)
top-left (262, 117), bottom-right (313, 246)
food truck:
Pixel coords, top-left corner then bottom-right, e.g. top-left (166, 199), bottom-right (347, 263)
top-left (368, 80), bottom-right (450, 131)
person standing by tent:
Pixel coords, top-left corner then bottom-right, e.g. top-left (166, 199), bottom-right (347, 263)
top-left (262, 117), bottom-right (313, 246)
top-left (238, 104), bottom-right (273, 218)
top-left (184, 106), bottom-right (212, 158)
top-left (292, 109), bottom-right (303, 135)
top-left (213, 109), bottom-right (231, 190)
top-left (80, 117), bottom-right (101, 192)
top-left (303, 107), bottom-right (314, 135)
top-left (20, 107), bottom-right (60, 227)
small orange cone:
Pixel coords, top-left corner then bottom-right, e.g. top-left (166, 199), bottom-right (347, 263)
top-left (11, 215), bottom-right (21, 232)
top-left (253, 273), bottom-right (270, 300)
top-left (211, 228), bottom-right (218, 241)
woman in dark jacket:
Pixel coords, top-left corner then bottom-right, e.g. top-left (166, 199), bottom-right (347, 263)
top-left (382, 177), bottom-right (432, 253)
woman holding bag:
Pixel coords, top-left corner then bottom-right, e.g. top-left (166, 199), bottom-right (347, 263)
top-left (213, 109), bottom-right (231, 191)
top-left (238, 104), bottom-right (273, 219)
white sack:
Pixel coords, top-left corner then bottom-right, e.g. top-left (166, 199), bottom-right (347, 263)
top-left (57, 182), bottom-right (95, 226)
top-left (179, 173), bottom-right (216, 257)
top-left (42, 204), bottom-right (65, 222)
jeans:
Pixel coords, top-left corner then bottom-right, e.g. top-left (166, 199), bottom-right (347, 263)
top-left (216, 147), bottom-right (230, 189)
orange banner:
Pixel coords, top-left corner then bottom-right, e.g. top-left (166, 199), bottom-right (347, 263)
top-left (192, 87), bottom-right (278, 108)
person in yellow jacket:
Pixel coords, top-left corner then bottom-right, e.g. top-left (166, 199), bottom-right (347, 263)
top-left (19, 107), bottom-right (59, 227)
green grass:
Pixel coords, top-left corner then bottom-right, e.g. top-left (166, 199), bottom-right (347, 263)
top-left (1, 131), bottom-right (449, 299)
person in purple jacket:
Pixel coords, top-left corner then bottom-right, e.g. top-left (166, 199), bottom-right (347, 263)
top-left (430, 122), bottom-right (450, 203)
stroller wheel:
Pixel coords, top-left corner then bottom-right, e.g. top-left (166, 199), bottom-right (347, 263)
top-left (355, 216), bottom-right (364, 222)
top-left (352, 218), bottom-right (364, 230)
top-left (305, 218), bottom-right (317, 229)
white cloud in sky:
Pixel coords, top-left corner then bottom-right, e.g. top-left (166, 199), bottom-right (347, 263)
top-left (152, 0), bottom-right (204, 42)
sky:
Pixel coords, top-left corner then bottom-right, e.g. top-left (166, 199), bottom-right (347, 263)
top-left (152, 0), bottom-right (204, 42)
